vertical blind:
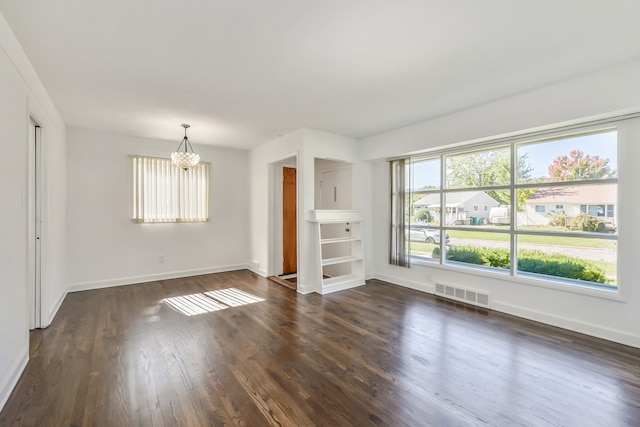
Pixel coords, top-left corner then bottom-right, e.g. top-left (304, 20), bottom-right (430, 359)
top-left (131, 156), bottom-right (210, 223)
top-left (390, 158), bottom-right (410, 267)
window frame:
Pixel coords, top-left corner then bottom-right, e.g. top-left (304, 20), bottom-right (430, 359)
top-left (607, 204), bottom-right (615, 218)
top-left (131, 155), bottom-right (210, 223)
top-left (391, 122), bottom-right (620, 298)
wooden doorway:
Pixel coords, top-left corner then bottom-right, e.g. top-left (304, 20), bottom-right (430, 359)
top-left (282, 167), bottom-right (297, 278)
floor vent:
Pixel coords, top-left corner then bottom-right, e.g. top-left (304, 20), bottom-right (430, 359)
top-left (435, 283), bottom-right (490, 308)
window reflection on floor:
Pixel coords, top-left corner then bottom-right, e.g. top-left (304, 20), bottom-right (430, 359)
top-left (163, 288), bottom-right (265, 316)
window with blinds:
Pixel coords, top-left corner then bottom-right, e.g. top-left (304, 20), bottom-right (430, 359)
top-left (131, 156), bottom-right (209, 223)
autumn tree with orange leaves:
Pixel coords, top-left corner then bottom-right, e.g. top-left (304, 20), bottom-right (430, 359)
top-left (548, 150), bottom-right (615, 181)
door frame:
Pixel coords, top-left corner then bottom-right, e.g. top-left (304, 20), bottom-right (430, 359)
top-left (270, 156), bottom-right (298, 278)
top-left (27, 116), bottom-right (43, 329)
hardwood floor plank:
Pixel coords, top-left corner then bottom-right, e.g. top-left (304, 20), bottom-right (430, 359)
top-left (1, 271), bottom-right (639, 426)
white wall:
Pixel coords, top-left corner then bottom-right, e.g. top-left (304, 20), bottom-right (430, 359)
top-left (248, 128), bottom-right (371, 293)
top-left (362, 58), bottom-right (640, 160)
top-left (362, 59), bottom-right (640, 348)
top-left (0, 12), bottom-right (66, 410)
top-left (65, 127), bottom-right (249, 290)
top-left (248, 129), bottom-right (303, 279)
top-left (303, 129), bottom-right (373, 284)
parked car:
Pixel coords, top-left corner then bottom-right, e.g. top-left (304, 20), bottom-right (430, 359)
top-left (407, 227), bottom-right (450, 244)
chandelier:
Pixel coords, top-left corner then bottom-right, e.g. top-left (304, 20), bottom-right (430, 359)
top-left (171, 124), bottom-right (200, 170)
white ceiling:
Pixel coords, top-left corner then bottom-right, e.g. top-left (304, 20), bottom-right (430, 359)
top-left (1, 1), bottom-right (640, 149)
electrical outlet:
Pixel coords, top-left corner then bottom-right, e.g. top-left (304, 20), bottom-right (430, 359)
top-left (159, 255), bottom-right (165, 263)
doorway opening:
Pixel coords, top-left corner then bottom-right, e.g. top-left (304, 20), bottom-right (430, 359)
top-left (282, 166), bottom-right (297, 278)
top-left (28, 118), bottom-right (43, 329)
top-left (268, 156), bottom-right (298, 290)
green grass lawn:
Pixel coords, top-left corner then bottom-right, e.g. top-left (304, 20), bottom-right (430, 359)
top-left (447, 230), bottom-right (616, 249)
top-left (410, 239), bottom-right (617, 284)
top-left (589, 260), bottom-right (617, 280)
top-left (410, 242), bottom-right (438, 254)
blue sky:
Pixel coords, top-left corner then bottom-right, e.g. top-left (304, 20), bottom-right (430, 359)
top-left (519, 130), bottom-right (617, 180)
top-left (412, 158), bottom-right (440, 189)
top-left (411, 130), bottom-right (618, 189)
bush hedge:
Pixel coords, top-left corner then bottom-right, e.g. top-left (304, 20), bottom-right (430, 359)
top-left (549, 214), bottom-right (568, 227)
top-left (412, 209), bottom-right (433, 223)
top-left (432, 245), bottom-right (610, 284)
top-left (569, 213), bottom-right (606, 232)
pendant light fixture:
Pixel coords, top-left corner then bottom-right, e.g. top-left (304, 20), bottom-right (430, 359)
top-left (171, 124), bottom-right (200, 170)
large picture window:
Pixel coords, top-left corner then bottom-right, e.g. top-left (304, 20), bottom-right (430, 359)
top-left (131, 156), bottom-right (210, 223)
top-left (390, 127), bottom-right (618, 291)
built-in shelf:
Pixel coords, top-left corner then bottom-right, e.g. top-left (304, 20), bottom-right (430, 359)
top-left (322, 274), bottom-right (363, 287)
top-left (311, 210), bottom-right (365, 295)
top-left (320, 236), bottom-right (361, 244)
top-left (310, 210), bottom-right (362, 223)
top-left (321, 255), bottom-right (362, 266)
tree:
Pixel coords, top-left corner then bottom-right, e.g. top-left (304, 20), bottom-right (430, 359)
top-left (447, 150), bottom-right (508, 189)
top-left (516, 186), bottom-right (539, 212)
top-left (446, 150), bottom-right (534, 206)
top-left (548, 150), bottom-right (615, 181)
top-left (412, 209), bottom-right (432, 223)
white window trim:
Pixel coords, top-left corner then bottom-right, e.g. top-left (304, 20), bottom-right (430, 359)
top-left (131, 155), bottom-right (210, 223)
top-left (393, 121), bottom-right (621, 298)
top-left (409, 257), bottom-right (624, 302)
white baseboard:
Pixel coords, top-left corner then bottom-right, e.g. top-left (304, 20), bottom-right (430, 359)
top-left (45, 289), bottom-right (68, 327)
top-left (296, 286), bottom-right (314, 295)
top-left (66, 264), bottom-right (250, 293)
top-left (0, 346), bottom-right (28, 413)
top-left (321, 279), bottom-right (365, 295)
top-left (492, 300), bottom-right (640, 349)
top-left (248, 266), bottom-right (268, 277)
top-left (373, 272), bottom-right (640, 349)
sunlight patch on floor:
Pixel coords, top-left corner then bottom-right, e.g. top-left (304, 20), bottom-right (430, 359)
top-left (204, 288), bottom-right (265, 307)
top-left (163, 288), bottom-right (265, 316)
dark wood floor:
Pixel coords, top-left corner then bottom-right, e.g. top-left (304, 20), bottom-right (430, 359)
top-left (1, 270), bottom-right (639, 426)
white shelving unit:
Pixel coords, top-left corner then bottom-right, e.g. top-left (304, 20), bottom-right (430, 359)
top-left (310, 210), bottom-right (365, 294)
